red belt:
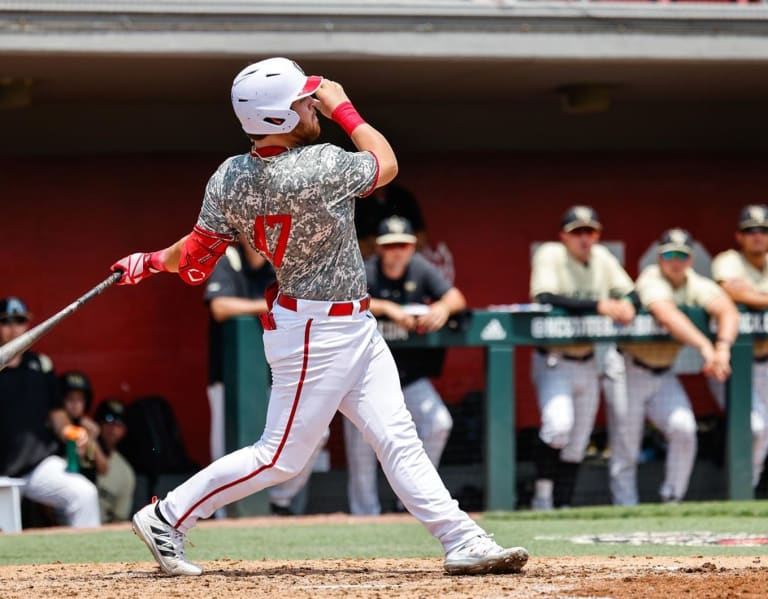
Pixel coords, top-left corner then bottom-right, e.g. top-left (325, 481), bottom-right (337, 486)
top-left (277, 294), bottom-right (370, 316)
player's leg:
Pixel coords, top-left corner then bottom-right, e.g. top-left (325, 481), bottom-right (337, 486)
top-left (23, 455), bottom-right (100, 527)
top-left (403, 377), bottom-right (453, 467)
top-left (531, 351), bottom-right (576, 510)
top-left (343, 416), bottom-right (381, 515)
top-left (710, 361), bottom-right (768, 487)
top-left (207, 381), bottom-right (226, 463)
top-left (206, 381), bottom-right (226, 518)
top-left (340, 329), bottom-right (527, 574)
top-left (648, 374), bottom-right (697, 502)
top-left (604, 355), bottom-right (657, 506)
top-left (751, 360), bottom-right (768, 486)
top-left (268, 427), bottom-right (330, 515)
top-left (160, 316), bottom-right (358, 532)
top-left (133, 313), bottom-right (369, 575)
top-left (557, 357), bottom-right (600, 507)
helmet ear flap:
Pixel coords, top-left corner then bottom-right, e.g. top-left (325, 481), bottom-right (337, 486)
top-left (239, 107), bottom-right (300, 135)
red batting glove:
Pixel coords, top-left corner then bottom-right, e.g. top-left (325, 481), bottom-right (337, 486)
top-left (111, 251), bottom-right (165, 285)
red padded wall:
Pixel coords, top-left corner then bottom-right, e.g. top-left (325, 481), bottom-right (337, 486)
top-left (3, 153), bottom-right (764, 464)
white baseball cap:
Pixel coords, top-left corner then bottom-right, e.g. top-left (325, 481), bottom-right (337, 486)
top-left (231, 57), bottom-right (323, 135)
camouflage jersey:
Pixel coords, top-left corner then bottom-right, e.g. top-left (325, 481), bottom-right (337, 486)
top-left (196, 144), bottom-right (378, 301)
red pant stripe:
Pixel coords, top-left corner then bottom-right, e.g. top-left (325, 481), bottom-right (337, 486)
top-left (174, 318), bottom-right (314, 528)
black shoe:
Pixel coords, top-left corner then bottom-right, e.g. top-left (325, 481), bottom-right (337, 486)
top-left (269, 503), bottom-right (294, 516)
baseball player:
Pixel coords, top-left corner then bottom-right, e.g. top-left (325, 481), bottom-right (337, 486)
top-left (111, 57), bottom-right (527, 576)
top-left (605, 228), bottom-right (738, 505)
top-left (0, 297), bottom-right (100, 528)
top-left (205, 237), bottom-right (328, 515)
top-left (344, 215), bottom-right (462, 515)
top-left (530, 206), bottom-right (636, 510)
top-left (710, 205), bottom-right (768, 487)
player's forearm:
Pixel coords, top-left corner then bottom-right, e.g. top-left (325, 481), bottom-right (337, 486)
top-left (349, 124), bottom-right (398, 186)
top-left (329, 100), bottom-right (398, 187)
top-left (437, 288), bottom-right (466, 315)
top-left (721, 283), bottom-right (768, 310)
top-left (153, 235), bottom-right (189, 273)
top-left (210, 297), bottom-right (269, 321)
top-left (368, 297), bottom-right (395, 318)
top-left (534, 293), bottom-right (599, 313)
top-left (649, 302), bottom-right (711, 351)
top-left (708, 296), bottom-right (740, 346)
top-left (92, 443), bottom-right (110, 476)
top-left (49, 409), bottom-right (71, 441)
top-left (112, 228), bottom-right (232, 286)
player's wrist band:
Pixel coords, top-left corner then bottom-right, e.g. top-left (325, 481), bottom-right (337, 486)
top-left (331, 101), bottom-right (366, 136)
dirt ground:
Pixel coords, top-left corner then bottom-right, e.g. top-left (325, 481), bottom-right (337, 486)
top-left (3, 516), bottom-right (767, 598)
top-left (2, 555), bottom-right (767, 598)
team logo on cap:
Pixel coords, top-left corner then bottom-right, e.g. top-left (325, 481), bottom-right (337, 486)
top-left (668, 228), bottom-right (689, 245)
top-left (573, 206), bottom-right (593, 223)
top-left (748, 205), bottom-right (767, 224)
top-left (385, 217), bottom-right (408, 234)
top-left (5, 298), bottom-right (26, 316)
top-left (66, 373), bottom-right (88, 388)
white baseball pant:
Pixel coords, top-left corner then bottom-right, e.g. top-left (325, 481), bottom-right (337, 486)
top-left (343, 377), bottom-right (453, 515)
top-left (22, 455), bottom-right (100, 527)
top-left (603, 349), bottom-right (697, 505)
top-left (207, 382), bottom-right (328, 512)
top-left (531, 351), bottom-right (600, 463)
top-left (163, 299), bottom-right (484, 553)
top-left (707, 359), bottom-right (768, 487)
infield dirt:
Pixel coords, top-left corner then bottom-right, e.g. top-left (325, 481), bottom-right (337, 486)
top-left (1, 555), bottom-right (766, 598)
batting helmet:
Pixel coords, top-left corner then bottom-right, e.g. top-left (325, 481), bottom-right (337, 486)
top-left (231, 57), bottom-right (323, 135)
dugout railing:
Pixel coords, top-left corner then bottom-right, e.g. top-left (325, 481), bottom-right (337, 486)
top-left (220, 306), bottom-right (760, 515)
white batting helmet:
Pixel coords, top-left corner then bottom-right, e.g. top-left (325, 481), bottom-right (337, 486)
top-left (231, 57), bottom-right (323, 135)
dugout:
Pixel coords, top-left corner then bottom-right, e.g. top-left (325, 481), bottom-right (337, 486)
top-left (2, 1), bottom-right (768, 502)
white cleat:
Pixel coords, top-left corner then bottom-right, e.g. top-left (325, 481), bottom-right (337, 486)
top-left (444, 534), bottom-right (529, 575)
top-left (132, 502), bottom-right (203, 576)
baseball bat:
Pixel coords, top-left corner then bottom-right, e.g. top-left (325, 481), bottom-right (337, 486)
top-left (0, 270), bottom-right (123, 371)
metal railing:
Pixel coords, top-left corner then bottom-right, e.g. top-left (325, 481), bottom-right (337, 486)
top-left (221, 306), bottom-right (759, 514)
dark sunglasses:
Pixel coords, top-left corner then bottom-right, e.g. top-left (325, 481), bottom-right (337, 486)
top-left (381, 242), bottom-right (412, 250)
top-left (0, 316), bottom-right (28, 325)
top-left (660, 250), bottom-right (691, 261)
top-left (742, 226), bottom-right (768, 235)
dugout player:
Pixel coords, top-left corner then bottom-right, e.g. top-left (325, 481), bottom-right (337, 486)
top-left (205, 237), bottom-right (328, 515)
top-left (354, 183), bottom-right (427, 259)
top-left (112, 57), bottom-right (528, 576)
top-left (344, 215), bottom-right (462, 515)
top-left (530, 206), bottom-right (636, 510)
top-left (605, 229), bottom-right (738, 505)
top-left (710, 205), bottom-right (768, 487)
top-left (0, 297), bottom-right (100, 528)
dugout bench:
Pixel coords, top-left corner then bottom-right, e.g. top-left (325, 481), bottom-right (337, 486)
top-left (221, 306), bottom-right (759, 516)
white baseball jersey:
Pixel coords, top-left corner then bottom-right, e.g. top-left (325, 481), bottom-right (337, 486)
top-left (530, 242), bottom-right (634, 356)
top-left (621, 265), bottom-right (723, 368)
top-left (712, 249), bottom-right (768, 357)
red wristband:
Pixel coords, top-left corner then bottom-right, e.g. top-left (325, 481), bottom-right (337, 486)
top-left (331, 101), bottom-right (366, 136)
